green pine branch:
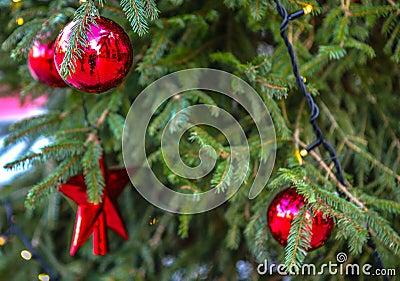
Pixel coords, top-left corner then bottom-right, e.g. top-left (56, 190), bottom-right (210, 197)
top-left (366, 210), bottom-right (400, 255)
top-left (120, 0), bottom-right (150, 36)
top-left (82, 140), bottom-right (104, 204)
top-left (284, 206), bottom-right (313, 272)
top-left (2, 12), bottom-right (67, 60)
top-left (188, 126), bottom-right (225, 157)
top-left (185, 90), bottom-right (220, 117)
top-left (226, 216), bottom-right (242, 249)
top-left (4, 113), bottom-right (63, 146)
top-left (361, 194), bottom-right (400, 215)
top-left (4, 153), bottom-right (43, 171)
top-left (211, 160), bottom-right (232, 193)
top-left (2, 19), bottom-right (44, 59)
top-left (143, 0), bottom-right (159, 20)
top-left (25, 154), bottom-right (81, 208)
top-left (107, 112), bottom-right (125, 141)
top-left (178, 214), bottom-right (192, 238)
top-left (59, 0), bottom-right (99, 79)
top-left (4, 141), bottom-right (84, 171)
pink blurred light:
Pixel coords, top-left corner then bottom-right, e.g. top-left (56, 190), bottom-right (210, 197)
top-left (0, 95), bottom-right (47, 122)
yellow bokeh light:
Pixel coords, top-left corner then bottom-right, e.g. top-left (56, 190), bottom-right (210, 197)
top-left (0, 236), bottom-right (6, 245)
top-left (149, 217), bottom-right (158, 225)
top-left (300, 149), bottom-right (308, 157)
top-left (16, 17), bottom-right (24, 26)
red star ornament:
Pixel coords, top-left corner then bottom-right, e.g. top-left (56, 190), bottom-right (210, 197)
top-left (59, 160), bottom-right (134, 256)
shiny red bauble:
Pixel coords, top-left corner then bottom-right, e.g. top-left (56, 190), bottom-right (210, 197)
top-left (267, 188), bottom-right (334, 251)
top-left (54, 16), bottom-right (133, 93)
top-left (28, 40), bottom-right (67, 87)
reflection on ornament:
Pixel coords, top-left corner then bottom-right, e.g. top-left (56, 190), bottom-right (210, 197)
top-left (54, 16), bottom-right (133, 93)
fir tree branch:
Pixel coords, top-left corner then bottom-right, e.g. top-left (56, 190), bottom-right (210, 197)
top-left (143, 0), bottom-right (159, 20)
top-left (178, 214), bottom-right (192, 238)
top-left (4, 113), bottom-right (63, 146)
top-left (366, 210), bottom-right (400, 254)
top-left (26, 155), bottom-right (81, 207)
top-left (361, 195), bottom-right (400, 215)
top-left (55, 127), bottom-right (93, 138)
top-left (211, 159), bottom-right (232, 193)
top-left (185, 90), bottom-right (220, 117)
top-left (284, 207), bottom-right (312, 271)
top-left (319, 101), bottom-right (400, 182)
top-left (226, 216), bottom-right (241, 249)
top-left (41, 141), bottom-right (85, 157)
top-left (107, 112), bottom-right (125, 140)
top-left (4, 141), bottom-right (84, 171)
top-left (82, 140), bottom-right (104, 204)
top-left (148, 100), bottom-right (175, 136)
top-left (4, 153), bottom-right (43, 171)
top-left (59, 0), bottom-right (99, 78)
top-left (188, 126), bottom-right (226, 158)
top-left (120, 0), bottom-right (149, 36)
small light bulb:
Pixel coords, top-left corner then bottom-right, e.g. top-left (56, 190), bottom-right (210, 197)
top-left (303, 4), bottom-right (313, 15)
top-left (16, 17), bottom-right (24, 26)
top-left (12, 0), bottom-right (23, 2)
top-left (302, 76), bottom-right (307, 83)
top-left (0, 236), bottom-right (6, 246)
top-left (20, 249), bottom-right (32, 260)
top-left (300, 149), bottom-right (308, 157)
top-left (38, 273), bottom-right (50, 281)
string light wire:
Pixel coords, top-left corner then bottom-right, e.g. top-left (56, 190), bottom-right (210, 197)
top-left (1, 200), bottom-right (59, 280)
top-left (273, 1), bottom-right (388, 280)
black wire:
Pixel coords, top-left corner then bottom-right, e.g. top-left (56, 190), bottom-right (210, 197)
top-left (80, 94), bottom-right (93, 128)
top-left (273, 1), bottom-right (388, 280)
top-left (1, 200), bottom-right (59, 280)
top-left (80, 94), bottom-right (99, 133)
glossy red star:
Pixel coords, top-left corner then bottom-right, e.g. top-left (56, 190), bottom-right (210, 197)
top-left (59, 159), bottom-right (134, 255)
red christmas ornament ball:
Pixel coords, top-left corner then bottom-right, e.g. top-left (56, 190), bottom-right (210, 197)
top-left (54, 16), bottom-right (133, 93)
top-left (28, 40), bottom-right (67, 87)
top-left (267, 188), bottom-right (334, 251)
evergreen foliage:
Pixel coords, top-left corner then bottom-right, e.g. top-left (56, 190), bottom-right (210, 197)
top-left (0, 0), bottom-right (399, 280)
